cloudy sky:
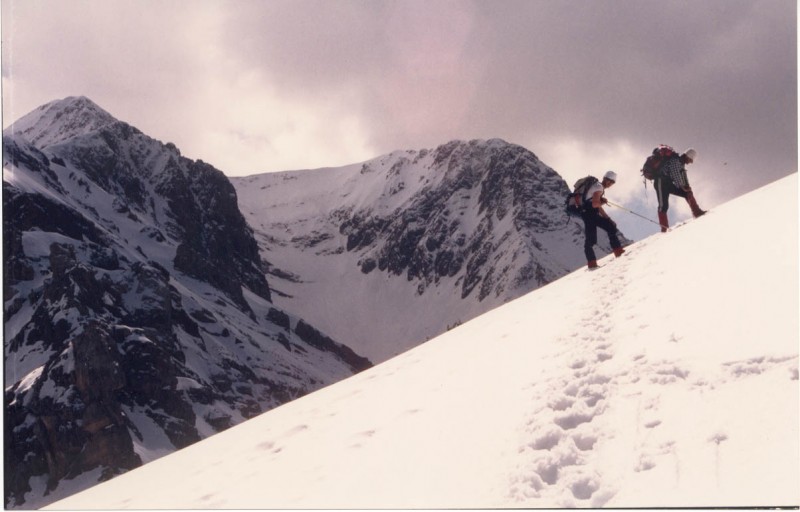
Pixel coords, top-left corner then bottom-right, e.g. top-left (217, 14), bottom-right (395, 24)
top-left (2, 0), bottom-right (796, 236)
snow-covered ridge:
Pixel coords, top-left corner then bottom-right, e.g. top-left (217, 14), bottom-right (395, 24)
top-left (49, 174), bottom-right (799, 509)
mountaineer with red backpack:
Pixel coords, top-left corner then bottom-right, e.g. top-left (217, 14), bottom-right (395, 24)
top-left (641, 145), bottom-right (707, 232)
top-left (566, 170), bottom-right (625, 269)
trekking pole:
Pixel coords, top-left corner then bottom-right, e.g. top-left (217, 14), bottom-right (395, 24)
top-left (606, 201), bottom-right (668, 230)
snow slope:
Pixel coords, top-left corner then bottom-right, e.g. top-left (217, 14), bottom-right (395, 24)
top-left (48, 174), bottom-right (799, 509)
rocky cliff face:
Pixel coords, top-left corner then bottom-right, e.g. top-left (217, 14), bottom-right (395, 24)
top-left (3, 97), bottom-right (370, 509)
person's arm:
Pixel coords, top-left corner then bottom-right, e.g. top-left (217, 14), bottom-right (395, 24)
top-left (679, 168), bottom-right (692, 192)
top-left (591, 191), bottom-right (609, 217)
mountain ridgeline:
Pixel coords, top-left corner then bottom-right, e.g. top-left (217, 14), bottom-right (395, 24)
top-left (3, 97), bottom-right (621, 508)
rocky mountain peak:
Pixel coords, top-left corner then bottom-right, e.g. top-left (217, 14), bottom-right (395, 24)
top-left (5, 96), bottom-right (120, 148)
top-left (3, 98), bottom-right (373, 509)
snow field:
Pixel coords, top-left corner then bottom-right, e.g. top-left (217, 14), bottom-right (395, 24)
top-left (47, 174), bottom-right (798, 509)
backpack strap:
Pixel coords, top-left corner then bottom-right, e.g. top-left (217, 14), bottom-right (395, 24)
top-left (582, 178), bottom-right (602, 205)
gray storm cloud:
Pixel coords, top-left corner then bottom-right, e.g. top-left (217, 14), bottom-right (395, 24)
top-left (2, 0), bottom-right (796, 215)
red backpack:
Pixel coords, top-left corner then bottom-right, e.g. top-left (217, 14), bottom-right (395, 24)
top-left (641, 145), bottom-right (676, 180)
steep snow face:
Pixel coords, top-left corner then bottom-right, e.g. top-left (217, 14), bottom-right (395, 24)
top-left (233, 139), bottom-right (623, 362)
top-left (3, 98), bottom-right (370, 509)
top-left (49, 174), bottom-right (798, 510)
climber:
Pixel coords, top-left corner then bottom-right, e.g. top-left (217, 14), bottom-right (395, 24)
top-left (581, 170), bottom-right (625, 269)
top-left (653, 148), bottom-right (707, 232)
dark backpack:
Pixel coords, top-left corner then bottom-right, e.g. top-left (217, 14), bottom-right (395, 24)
top-left (641, 145), bottom-right (676, 180)
top-left (565, 176), bottom-right (599, 216)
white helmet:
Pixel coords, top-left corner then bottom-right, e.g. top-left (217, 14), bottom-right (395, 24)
top-left (684, 148), bottom-right (697, 161)
top-left (603, 170), bottom-right (618, 182)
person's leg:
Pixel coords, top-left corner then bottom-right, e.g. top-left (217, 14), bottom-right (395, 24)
top-left (686, 192), bottom-right (707, 217)
top-left (596, 216), bottom-right (624, 257)
top-left (596, 217), bottom-right (620, 248)
top-left (582, 213), bottom-right (598, 267)
top-left (654, 177), bottom-right (670, 232)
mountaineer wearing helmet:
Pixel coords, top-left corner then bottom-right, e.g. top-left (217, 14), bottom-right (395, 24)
top-left (581, 170), bottom-right (625, 270)
top-left (654, 148), bottom-right (707, 232)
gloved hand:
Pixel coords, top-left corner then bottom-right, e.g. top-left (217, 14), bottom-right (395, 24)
top-left (601, 197), bottom-right (608, 204)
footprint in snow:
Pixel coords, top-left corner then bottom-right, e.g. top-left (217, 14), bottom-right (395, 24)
top-left (723, 354), bottom-right (797, 380)
top-left (571, 432), bottom-right (597, 451)
top-left (549, 396), bottom-right (574, 412)
top-left (648, 364), bottom-right (690, 385)
top-left (596, 351), bottom-right (613, 363)
top-left (257, 440), bottom-right (276, 451)
top-left (634, 454), bottom-right (657, 472)
top-left (530, 428), bottom-right (563, 451)
top-left (554, 411), bottom-right (595, 430)
top-left (581, 388), bottom-right (606, 408)
top-left (280, 424), bottom-right (309, 438)
top-left (708, 431), bottom-right (728, 445)
top-left (569, 476), bottom-right (600, 500)
top-left (569, 359), bottom-right (587, 370)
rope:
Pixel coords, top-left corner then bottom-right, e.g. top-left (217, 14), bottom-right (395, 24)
top-left (606, 200), bottom-right (668, 230)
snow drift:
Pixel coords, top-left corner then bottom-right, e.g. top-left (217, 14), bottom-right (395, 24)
top-left (47, 174), bottom-right (799, 508)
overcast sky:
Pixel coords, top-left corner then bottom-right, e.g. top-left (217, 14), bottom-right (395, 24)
top-left (2, 0), bottom-right (797, 236)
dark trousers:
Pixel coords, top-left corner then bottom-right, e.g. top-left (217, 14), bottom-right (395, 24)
top-left (654, 177), bottom-right (688, 213)
top-left (581, 209), bottom-right (621, 262)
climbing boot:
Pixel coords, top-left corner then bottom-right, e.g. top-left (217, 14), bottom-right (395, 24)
top-left (658, 211), bottom-right (669, 233)
top-left (687, 193), bottom-right (707, 218)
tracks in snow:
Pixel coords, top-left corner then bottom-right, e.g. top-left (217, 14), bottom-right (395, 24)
top-left (508, 254), bottom-right (633, 506)
top-left (507, 251), bottom-right (798, 507)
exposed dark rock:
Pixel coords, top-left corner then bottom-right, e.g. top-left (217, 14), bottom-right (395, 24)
top-left (3, 183), bottom-right (107, 246)
top-left (4, 321), bottom-right (141, 504)
top-left (295, 320), bottom-right (372, 373)
top-left (166, 159), bottom-right (271, 308)
top-left (267, 308), bottom-right (291, 332)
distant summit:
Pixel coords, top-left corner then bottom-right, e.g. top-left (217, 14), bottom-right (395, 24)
top-left (4, 96), bottom-right (119, 148)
